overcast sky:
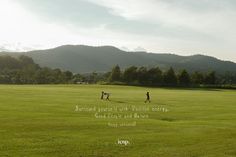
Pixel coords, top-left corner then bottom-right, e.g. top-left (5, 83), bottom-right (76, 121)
top-left (0, 0), bottom-right (236, 61)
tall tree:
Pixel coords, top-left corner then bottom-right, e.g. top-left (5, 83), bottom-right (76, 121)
top-left (163, 67), bottom-right (177, 86)
top-left (123, 66), bottom-right (138, 83)
top-left (204, 71), bottom-right (216, 85)
top-left (147, 67), bottom-right (163, 85)
top-left (109, 65), bottom-right (121, 82)
top-left (191, 71), bottom-right (204, 85)
top-left (64, 71), bottom-right (73, 82)
top-left (137, 67), bottom-right (148, 85)
top-left (178, 69), bottom-right (191, 86)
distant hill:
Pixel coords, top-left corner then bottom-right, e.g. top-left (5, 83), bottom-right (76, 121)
top-left (1, 45), bottom-right (236, 74)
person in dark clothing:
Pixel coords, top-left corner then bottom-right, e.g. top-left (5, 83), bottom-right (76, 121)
top-left (105, 93), bottom-right (110, 101)
top-left (101, 91), bottom-right (104, 100)
top-left (101, 91), bottom-right (110, 101)
top-left (145, 92), bottom-right (151, 103)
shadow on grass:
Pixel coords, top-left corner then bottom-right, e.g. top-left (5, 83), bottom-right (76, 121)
top-left (160, 117), bottom-right (177, 122)
top-left (112, 100), bottom-right (126, 104)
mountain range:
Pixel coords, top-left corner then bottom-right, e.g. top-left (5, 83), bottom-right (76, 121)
top-left (1, 45), bottom-right (236, 74)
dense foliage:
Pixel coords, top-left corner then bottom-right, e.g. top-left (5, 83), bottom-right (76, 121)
top-left (0, 55), bottom-right (236, 86)
top-left (0, 55), bottom-right (75, 84)
top-left (106, 65), bottom-right (236, 87)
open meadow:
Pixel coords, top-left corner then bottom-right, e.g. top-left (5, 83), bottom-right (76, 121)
top-left (0, 85), bottom-right (236, 157)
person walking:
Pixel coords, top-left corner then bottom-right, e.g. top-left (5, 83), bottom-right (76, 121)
top-left (106, 93), bottom-right (110, 101)
top-left (101, 91), bottom-right (104, 100)
top-left (145, 92), bottom-right (151, 103)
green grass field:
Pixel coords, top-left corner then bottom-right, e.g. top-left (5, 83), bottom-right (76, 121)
top-left (0, 85), bottom-right (236, 157)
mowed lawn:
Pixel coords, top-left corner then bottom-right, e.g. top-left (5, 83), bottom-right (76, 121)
top-left (0, 85), bottom-right (236, 157)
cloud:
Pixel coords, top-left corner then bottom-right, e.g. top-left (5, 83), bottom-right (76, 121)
top-left (86, 0), bottom-right (236, 60)
top-left (87, 0), bottom-right (236, 32)
top-left (1, 0), bottom-right (236, 61)
top-left (12, 0), bottom-right (119, 28)
top-left (134, 47), bottom-right (147, 52)
top-left (12, 0), bottom-right (236, 41)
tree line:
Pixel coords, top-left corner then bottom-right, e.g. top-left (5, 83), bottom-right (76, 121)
top-left (0, 55), bottom-right (75, 84)
top-left (107, 65), bottom-right (236, 86)
top-left (0, 55), bottom-right (236, 86)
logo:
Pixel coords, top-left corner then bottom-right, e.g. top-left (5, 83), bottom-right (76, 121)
top-left (117, 139), bottom-right (130, 146)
